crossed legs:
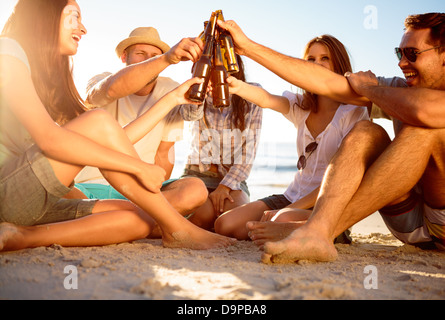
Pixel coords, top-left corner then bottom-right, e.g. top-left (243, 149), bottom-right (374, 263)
top-left (262, 121), bottom-right (445, 263)
top-left (1, 110), bottom-right (233, 252)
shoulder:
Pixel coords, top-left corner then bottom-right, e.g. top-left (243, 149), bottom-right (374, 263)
top-left (336, 104), bottom-right (370, 123)
top-left (282, 90), bottom-right (304, 107)
top-left (0, 37), bottom-right (30, 72)
top-left (282, 90), bottom-right (307, 119)
top-left (338, 104), bottom-right (368, 115)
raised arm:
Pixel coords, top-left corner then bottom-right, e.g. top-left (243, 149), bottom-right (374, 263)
top-left (2, 56), bottom-right (152, 179)
top-left (346, 71), bottom-right (445, 128)
top-left (3, 56), bottom-right (201, 182)
top-left (218, 20), bottom-right (370, 107)
top-left (226, 76), bottom-right (290, 114)
top-left (122, 78), bottom-right (204, 144)
top-left (86, 37), bottom-right (204, 105)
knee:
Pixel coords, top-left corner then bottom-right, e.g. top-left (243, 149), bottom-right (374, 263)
top-left (340, 121), bottom-right (391, 161)
top-left (214, 211), bottom-right (246, 239)
top-left (84, 109), bottom-right (122, 142)
top-left (214, 214), bottom-right (232, 237)
top-left (172, 178), bottom-right (208, 213)
top-left (188, 178), bottom-right (208, 205)
top-left (344, 121), bottom-right (391, 147)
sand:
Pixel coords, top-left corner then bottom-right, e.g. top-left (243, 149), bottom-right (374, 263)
top-left (0, 213), bottom-right (444, 301)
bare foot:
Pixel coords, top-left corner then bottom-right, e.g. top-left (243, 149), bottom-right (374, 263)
top-left (0, 223), bottom-right (24, 252)
top-left (246, 221), bottom-right (304, 247)
top-left (161, 222), bottom-right (236, 250)
top-left (261, 225), bottom-right (338, 264)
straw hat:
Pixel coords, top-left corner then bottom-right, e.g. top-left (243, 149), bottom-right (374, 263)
top-left (115, 27), bottom-right (171, 58)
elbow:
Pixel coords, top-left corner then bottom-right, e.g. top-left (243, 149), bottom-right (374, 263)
top-left (405, 101), bottom-right (442, 128)
top-left (412, 108), bottom-right (440, 128)
top-left (37, 136), bottom-right (60, 158)
top-left (35, 127), bottom-right (67, 159)
top-left (105, 83), bottom-right (120, 100)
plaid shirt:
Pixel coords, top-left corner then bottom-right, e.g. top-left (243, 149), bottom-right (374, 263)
top-left (181, 86), bottom-right (263, 191)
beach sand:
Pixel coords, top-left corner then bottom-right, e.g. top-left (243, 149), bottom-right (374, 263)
top-left (0, 213), bottom-right (444, 301)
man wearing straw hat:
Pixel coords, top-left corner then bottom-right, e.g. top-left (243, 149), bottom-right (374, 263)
top-left (71, 27), bottom-right (208, 217)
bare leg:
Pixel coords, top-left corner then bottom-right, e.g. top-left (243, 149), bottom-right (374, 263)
top-left (162, 177), bottom-right (208, 215)
top-left (144, 177), bottom-right (209, 239)
top-left (332, 125), bottom-right (445, 235)
top-left (263, 121), bottom-right (391, 263)
top-left (189, 190), bottom-right (250, 231)
top-left (2, 110), bottom-right (234, 251)
top-left (1, 200), bottom-right (155, 251)
top-left (264, 124), bottom-right (445, 263)
top-left (215, 200), bottom-right (269, 239)
top-left (247, 208), bottom-right (311, 246)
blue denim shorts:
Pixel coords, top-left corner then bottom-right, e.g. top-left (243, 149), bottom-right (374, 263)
top-left (0, 145), bottom-right (97, 226)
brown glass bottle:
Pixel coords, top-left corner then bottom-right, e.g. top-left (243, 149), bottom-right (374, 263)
top-left (188, 12), bottom-right (219, 103)
top-left (211, 41), bottom-right (230, 107)
top-left (220, 31), bottom-right (239, 74)
top-left (215, 10), bottom-right (239, 74)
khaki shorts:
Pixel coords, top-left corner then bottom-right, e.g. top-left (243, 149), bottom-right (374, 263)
top-left (0, 145), bottom-right (97, 226)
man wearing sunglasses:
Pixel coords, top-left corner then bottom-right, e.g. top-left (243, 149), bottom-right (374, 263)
top-left (218, 12), bottom-right (445, 263)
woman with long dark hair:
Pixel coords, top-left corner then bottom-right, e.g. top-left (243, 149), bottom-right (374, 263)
top-left (180, 55), bottom-right (263, 231)
top-left (0, 0), bottom-right (233, 251)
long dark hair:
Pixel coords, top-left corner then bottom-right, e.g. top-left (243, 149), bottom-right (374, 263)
top-left (205, 55), bottom-right (248, 131)
top-left (301, 35), bottom-right (352, 113)
top-left (1, 0), bottom-right (87, 124)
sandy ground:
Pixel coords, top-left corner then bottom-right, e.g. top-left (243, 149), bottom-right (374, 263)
top-left (0, 213), bottom-right (444, 301)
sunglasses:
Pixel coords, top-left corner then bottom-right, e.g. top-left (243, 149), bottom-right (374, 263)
top-left (297, 141), bottom-right (318, 170)
top-left (395, 46), bottom-right (442, 63)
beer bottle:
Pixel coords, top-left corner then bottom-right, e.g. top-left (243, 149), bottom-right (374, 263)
top-left (215, 10), bottom-right (239, 74)
top-left (199, 21), bottom-right (208, 43)
top-left (220, 30), bottom-right (239, 74)
top-left (211, 41), bottom-right (230, 108)
top-left (188, 12), bottom-right (219, 103)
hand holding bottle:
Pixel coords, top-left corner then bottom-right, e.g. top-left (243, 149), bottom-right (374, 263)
top-left (165, 37), bottom-right (204, 65)
top-left (216, 20), bottom-right (252, 56)
top-left (170, 77), bottom-right (205, 105)
top-left (225, 75), bottom-right (243, 95)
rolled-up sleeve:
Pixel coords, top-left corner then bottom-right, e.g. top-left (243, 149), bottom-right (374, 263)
top-left (180, 104), bottom-right (205, 121)
top-left (85, 72), bottom-right (115, 108)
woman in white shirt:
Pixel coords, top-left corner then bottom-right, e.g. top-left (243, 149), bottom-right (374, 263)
top-left (215, 35), bottom-right (369, 244)
top-left (0, 0), bottom-right (233, 251)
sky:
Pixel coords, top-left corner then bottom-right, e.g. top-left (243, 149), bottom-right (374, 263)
top-left (1, 0), bottom-right (443, 142)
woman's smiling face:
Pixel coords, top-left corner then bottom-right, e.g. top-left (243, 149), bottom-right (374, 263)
top-left (59, 0), bottom-right (87, 56)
